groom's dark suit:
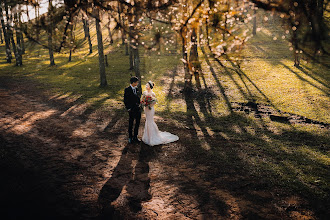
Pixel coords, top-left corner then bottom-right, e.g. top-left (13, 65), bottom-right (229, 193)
top-left (124, 85), bottom-right (141, 141)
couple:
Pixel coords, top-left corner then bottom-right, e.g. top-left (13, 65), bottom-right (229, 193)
top-left (124, 76), bottom-right (179, 146)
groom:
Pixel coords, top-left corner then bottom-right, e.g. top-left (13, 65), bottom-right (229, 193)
top-left (124, 76), bottom-right (141, 144)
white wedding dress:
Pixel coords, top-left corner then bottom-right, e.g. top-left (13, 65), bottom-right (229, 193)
top-left (142, 92), bottom-right (179, 146)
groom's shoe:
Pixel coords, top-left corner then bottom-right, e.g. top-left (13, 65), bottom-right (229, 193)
top-left (133, 137), bottom-right (141, 144)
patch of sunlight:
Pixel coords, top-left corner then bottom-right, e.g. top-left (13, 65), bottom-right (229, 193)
top-left (245, 126), bottom-right (256, 136)
top-left (60, 103), bottom-right (88, 117)
top-left (260, 28), bottom-right (273, 36)
top-left (41, 60), bottom-right (54, 65)
top-left (159, 99), bottom-right (186, 113)
top-left (9, 109), bottom-right (56, 135)
top-left (232, 124), bottom-right (243, 134)
top-left (85, 96), bottom-right (104, 104)
top-left (59, 61), bottom-right (78, 68)
top-left (281, 161), bottom-right (321, 189)
top-left (0, 63), bottom-right (11, 69)
top-left (263, 157), bottom-right (296, 179)
top-left (103, 98), bottom-right (124, 108)
top-left (276, 161), bottom-right (297, 178)
top-left (278, 145), bottom-right (292, 154)
top-left (25, 72), bottom-right (38, 77)
top-left (214, 100), bottom-right (232, 115)
top-left (292, 123), bottom-right (329, 135)
top-left (219, 132), bottom-right (230, 140)
top-left (206, 127), bottom-right (215, 136)
top-left (54, 92), bottom-right (73, 100)
top-left (72, 127), bottom-right (94, 138)
top-left (298, 146), bottom-right (330, 165)
top-left (98, 93), bottom-right (110, 98)
top-left (240, 58), bottom-right (330, 123)
top-left (51, 76), bottom-right (75, 83)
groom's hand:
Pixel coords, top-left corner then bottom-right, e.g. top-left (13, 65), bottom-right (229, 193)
top-left (127, 108), bottom-right (131, 112)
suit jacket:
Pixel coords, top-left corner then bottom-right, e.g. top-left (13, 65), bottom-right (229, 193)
top-left (124, 86), bottom-right (141, 112)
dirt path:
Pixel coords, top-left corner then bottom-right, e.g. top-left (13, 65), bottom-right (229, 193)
top-left (0, 76), bottom-right (324, 219)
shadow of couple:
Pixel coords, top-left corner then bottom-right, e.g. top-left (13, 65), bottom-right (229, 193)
top-left (98, 142), bottom-right (161, 219)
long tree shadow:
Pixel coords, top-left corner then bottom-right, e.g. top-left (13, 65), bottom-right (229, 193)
top-left (178, 40), bottom-right (329, 215)
top-left (297, 65), bottom-right (330, 89)
top-left (183, 91), bottom-right (329, 218)
top-left (300, 64), bottom-right (330, 80)
top-left (248, 35), bottom-right (329, 93)
top-left (200, 48), bottom-right (281, 132)
top-left (182, 91), bottom-right (268, 217)
top-left (199, 47), bottom-right (233, 113)
top-left (166, 66), bottom-right (178, 100)
top-left (281, 62), bottom-right (330, 95)
top-left (180, 88), bottom-right (330, 218)
top-left (98, 143), bottom-right (160, 219)
top-left (225, 56), bottom-right (280, 109)
top-left (0, 130), bottom-right (105, 219)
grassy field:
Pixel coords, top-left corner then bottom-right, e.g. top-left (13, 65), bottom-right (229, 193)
top-left (0, 9), bottom-right (329, 218)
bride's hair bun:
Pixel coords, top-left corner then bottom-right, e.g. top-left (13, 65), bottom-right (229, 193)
top-left (148, 81), bottom-right (155, 89)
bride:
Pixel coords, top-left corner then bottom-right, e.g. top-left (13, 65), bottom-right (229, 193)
top-left (141, 81), bottom-right (179, 146)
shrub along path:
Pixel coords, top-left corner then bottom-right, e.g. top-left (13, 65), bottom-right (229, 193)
top-left (0, 75), bottom-right (328, 219)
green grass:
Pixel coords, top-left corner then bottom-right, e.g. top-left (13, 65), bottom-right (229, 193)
top-left (0, 9), bottom-right (329, 214)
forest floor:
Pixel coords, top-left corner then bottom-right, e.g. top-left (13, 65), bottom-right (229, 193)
top-left (1, 9), bottom-right (329, 220)
top-left (1, 72), bottom-right (329, 220)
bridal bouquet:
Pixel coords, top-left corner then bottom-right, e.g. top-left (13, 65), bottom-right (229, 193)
top-left (141, 95), bottom-right (156, 110)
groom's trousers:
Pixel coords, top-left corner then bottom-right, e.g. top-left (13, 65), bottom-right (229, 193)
top-left (128, 109), bottom-right (141, 138)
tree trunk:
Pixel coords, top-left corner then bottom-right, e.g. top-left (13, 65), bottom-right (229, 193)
top-left (310, 0), bottom-right (324, 53)
top-left (105, 55), bottom-right (109, 67)
top-left (181, 28), bottom-right (192, 92)
top-left (10, 32), bottom-right (19, 65)
top-left (293, 28), bottom-right (300, 67)
top-left (67, 18), bottom-right (74, 62)
top-left (133, 45), bottom-right (141, 92)
top-left (14, 12), bottom-right (23, 65)
top-left (35, 1), bottom-right (40, 41)
top-left (133, 46), bottom-right (140, 76)
top-left (47, 0), bottom-right (55, 66)
top-left (189, 28), bottom-right (201, 89)
top-left (132, 11), bottom-right (141, 92)
top-left (82, 17), bottom-right (88, 39)
top-left (117, 3), bottom-right (125, 45)
top-left (85, 18), bottom-right (92, 54)
top-left (95, 8), bottom-right (107, 87)
top-left (0, 5), bottom-right (11, 63)
top-left (128, 17), bottom-right (134, 70)
top-left (180, 2), bottom-right (191, 92)
top-left (129, 38), bottom-right (134, 70)
top-left (0, 23), bottom-right (3, 44)
top-left (18, 4), bottom-right (24, 54)
top-left (253, 7), bottom-right (257, 36)
top-left (9, 19), bottom-right (21, 66)
top-left (107, 15), bottom-right (113, 45)
top-left (294, 52), bottom-right (300, 67)
top-left (125, 33), bottom-right (129, 55)
top-left (15, 14), bottom-right (21, 50)
top-left (48, 29), bottom-right (55, 65)
top-left (7, 6), bottom-right (21, 66)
